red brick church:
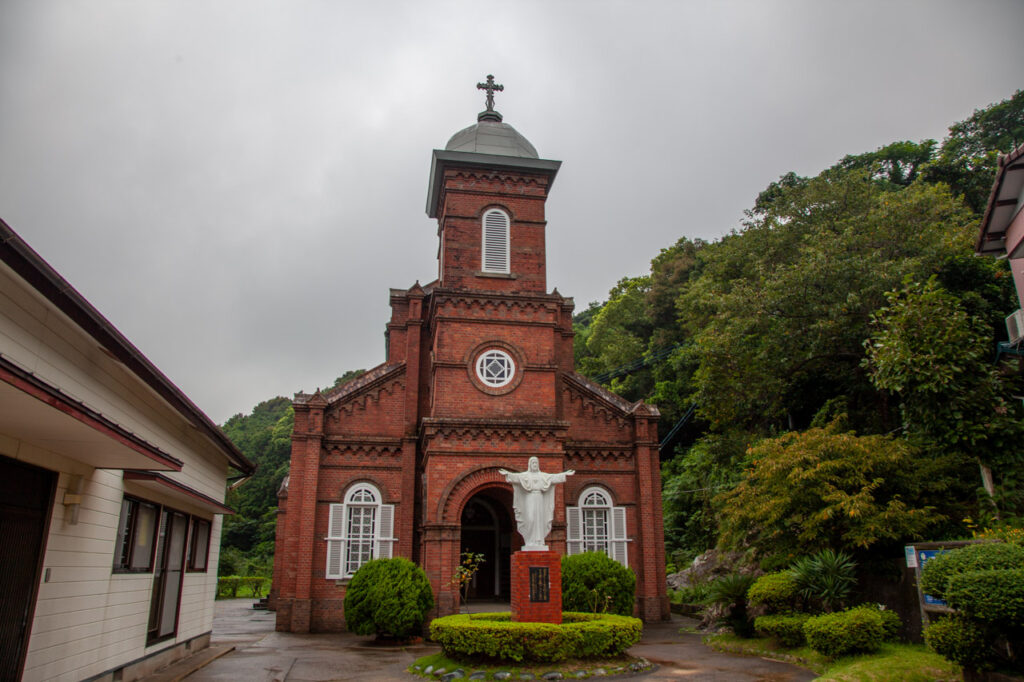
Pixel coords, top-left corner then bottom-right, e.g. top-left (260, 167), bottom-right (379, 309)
top-left (271, 78), bottom-right (669, 632)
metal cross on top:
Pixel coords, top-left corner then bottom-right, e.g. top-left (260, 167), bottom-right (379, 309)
top-left (477, 74), bottom-right (504, 112)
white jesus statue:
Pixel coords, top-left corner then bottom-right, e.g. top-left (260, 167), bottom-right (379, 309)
top-left (499, 457), bottom-right (574, 551)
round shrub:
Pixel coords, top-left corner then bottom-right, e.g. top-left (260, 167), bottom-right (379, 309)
top-left (748, 571), bottom-right (799, 614)
top-left (846, 604), bottom-right (901, 641)
top-left (946, 568), bottom-right (1024, 626)
top-left (343, 557), bottom-right (434, 638)
top-left (924, 614), bottom-right (992, 671)
top-left (754, 613), bottom-right (811, 647)
top-left (561, 552), bottom-right (636, 616)
top-left (803, 607), bottom-right (884, 658)
top-left (429, 612), bottom-right (642, 663)
top-left (919, 542), bottom-right (1024, 601)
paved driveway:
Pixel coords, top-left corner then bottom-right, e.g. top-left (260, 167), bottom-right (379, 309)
top-left (183, 600), bottom-right (816, 682)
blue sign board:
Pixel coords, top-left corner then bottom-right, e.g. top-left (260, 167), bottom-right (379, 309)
top-left (917, 549), bottom-right (948, 607)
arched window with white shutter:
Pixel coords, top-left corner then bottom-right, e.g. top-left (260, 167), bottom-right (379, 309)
top-left (566, 486), bottom-right (628, 567)
top-left (326, 482), bottom-right (395, 579)
top-left (481, 208), bottom-right (510, 274)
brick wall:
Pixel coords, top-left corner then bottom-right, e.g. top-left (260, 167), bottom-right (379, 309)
top-left (271, 150), bottom-right (669, 633)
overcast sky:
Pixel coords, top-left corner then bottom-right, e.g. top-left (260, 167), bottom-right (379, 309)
top-left (2, 1), bottom-right (1022, 424)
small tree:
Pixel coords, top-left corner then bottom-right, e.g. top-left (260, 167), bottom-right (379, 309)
top-left (449, 551), bottom-right (485, 602)
top-left (788, 549), bottom-right (856, 613)
top-left (343, 558), bottom-right (434, 639)
top-left (707, 573), bottom-right (757, 637)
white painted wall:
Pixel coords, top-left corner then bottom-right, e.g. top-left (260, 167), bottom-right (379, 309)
top-left (1, 262), bottom-right (236, 681)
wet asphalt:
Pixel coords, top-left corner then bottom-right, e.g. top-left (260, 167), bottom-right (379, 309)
top-left (181, 600), bottom-right (817, 682)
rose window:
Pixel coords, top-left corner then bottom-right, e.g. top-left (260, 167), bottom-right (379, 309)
top-left (475, 349), bottom-right (515, 387)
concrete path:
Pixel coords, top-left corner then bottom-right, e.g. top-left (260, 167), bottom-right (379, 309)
top-left (161, 600), bottom-right (816, 682)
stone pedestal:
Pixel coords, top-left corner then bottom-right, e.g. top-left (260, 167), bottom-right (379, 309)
top-left (510, 550), bottom-right (562, 624)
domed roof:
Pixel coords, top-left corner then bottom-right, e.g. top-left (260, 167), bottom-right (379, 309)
top-left (445, 111), bottom-right (539, 159)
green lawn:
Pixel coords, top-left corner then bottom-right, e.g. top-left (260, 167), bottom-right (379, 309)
top-left (706, 634), bottom-right (960, 682)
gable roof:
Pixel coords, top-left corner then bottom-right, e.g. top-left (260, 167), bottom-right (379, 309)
top-left (0, 218), bottom-right (255, 474)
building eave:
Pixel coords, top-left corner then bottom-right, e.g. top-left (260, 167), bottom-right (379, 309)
top-left (0, 218), bottom-right (255, 475)
top-left (426, 150), bottom-right (562, 219)
top-left (977, 143), bottom-right (1024, 255)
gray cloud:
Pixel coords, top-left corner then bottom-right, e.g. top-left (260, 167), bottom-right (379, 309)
top-left (2, 0), bottom-right (1022, 422)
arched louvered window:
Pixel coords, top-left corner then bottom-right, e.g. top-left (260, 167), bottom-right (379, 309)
top-left (481, 208), bottom-right (510, 274)
top-left (326, 483), bottom-right (395, 578)
top-left (566, 486), bottom-right (629, 567)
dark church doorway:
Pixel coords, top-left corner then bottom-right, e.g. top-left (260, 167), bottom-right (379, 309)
top-left (459, 489), bottom-right (514, 601)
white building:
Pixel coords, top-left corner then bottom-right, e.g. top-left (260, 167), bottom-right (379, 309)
top-left (0, 219), bottom-right (255, 681)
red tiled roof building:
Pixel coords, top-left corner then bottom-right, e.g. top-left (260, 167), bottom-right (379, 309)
top-left (271, 84), bottom-right (669, 631)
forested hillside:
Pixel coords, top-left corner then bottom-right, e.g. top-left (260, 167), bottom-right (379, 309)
top-left (218, 371), bottom-right (363, 575)
top-left (575, 90), bottom-right (1024, 567)
top-left (217, 91), bottom-right (1024, 575)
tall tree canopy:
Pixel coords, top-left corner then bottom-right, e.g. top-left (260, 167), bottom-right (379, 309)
top-left (571, 89), bottom-right (1024, 563)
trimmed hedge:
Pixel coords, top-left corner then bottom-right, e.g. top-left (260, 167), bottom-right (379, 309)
top-left (803, 607), bottom-right (884, 658)
top-left (344, 558), bottom-right (434, 638)
top-left (924, 614), bottom-right (992, 671)
top-left (429, 612), bottom-right (642, 663)
top-left (754, 613), bottom-right (810, 647)
top-left (918, 542), bottom-right (1024, 601)
top-left (561, 552), bottom-right (636, 616)
top-left (216, 576), bottom-right (269, 599)
top-left (945, 568), bottom-right (1024, 626)
top-left (747, 571), bottom-right (798, 614)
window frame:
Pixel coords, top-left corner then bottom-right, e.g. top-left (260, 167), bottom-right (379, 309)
top-left (113, 495), bottom-right (160, 573)
top-left (481, 208), bottom-right (511, 274)
top-left (326, 483), bottom-right (395, 579)
top-left (475, 349), bottom-right (516, 388)
top-left (566, 486), bottom-right (629, 567)
top-left (186, 517), bottom-right (212, 572)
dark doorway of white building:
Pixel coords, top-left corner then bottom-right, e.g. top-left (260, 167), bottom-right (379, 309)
top-left (0, 454), bottom-right (56, 681)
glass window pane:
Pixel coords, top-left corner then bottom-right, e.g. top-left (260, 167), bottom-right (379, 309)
top-left (129, 501), bottom-right (159, 570)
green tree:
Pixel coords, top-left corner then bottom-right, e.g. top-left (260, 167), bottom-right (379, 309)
top-left (924, 89), bottom-right (1024, 214)
top-left (716, 421), bottom-right (948, 559)
top-left (680, 171), bottom-right (974, 433)
top-left (864, 278), bottom-right (1024, 517)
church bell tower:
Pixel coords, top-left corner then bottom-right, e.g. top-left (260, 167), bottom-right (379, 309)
top-left (426, 75), bottom-right (561, 295)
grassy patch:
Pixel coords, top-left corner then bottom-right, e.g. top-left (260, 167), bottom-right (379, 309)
top-left (706, 634), bottom-right (960, 682)
top-left (707, 633), bottom-right (829, 673)
top-left (816, 643), bottom-right (960, 682)
top-left (408, 651), bottom-right (648, 680)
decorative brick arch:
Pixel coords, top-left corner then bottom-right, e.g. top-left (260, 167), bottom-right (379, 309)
top-left (328, 475), bottom-right (394, 503)
top-left (437, 466), bottom-right (510, 523)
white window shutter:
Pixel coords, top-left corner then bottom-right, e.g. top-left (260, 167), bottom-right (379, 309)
top-left (327, 540), bottom-right (344, 579)
top-left (611, 506), bottom-right (628, 567)
top-left (482, 210), bottom-right (509, 273)
top-left (566, 506), bottom-right (582, 555)
top-left (377, 504), bottom-right (394, 559)
top-left (328, 503), bottom-right (345, 538)
top-left (326, 503), bottom-right (346, 578)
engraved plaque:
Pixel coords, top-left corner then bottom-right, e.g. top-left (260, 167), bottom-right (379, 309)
top-left (529, 566), bottom-right (549, 602)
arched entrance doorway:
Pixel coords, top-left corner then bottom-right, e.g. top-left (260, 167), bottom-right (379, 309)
top-left (459, 488), bottom-right (514, 601)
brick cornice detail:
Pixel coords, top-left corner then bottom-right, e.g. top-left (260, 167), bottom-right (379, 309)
top-left (564, 445), bottom-right (633, 462)
top-left (321, 438), bottom-right (403, 459)
top-left (419, 418), bottom-right (569, 446)
top-left (446, 169), bottom-right (550, 189)
top-left (325, 375), bottom-right (406, 421)
top-left (562, 386), bottom-right (628, 429)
